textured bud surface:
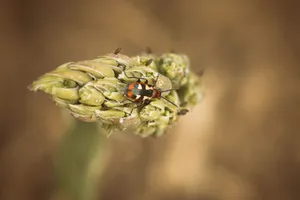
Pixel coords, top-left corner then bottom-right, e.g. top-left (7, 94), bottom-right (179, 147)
top-left (29, 49), bottom-right (204, 137)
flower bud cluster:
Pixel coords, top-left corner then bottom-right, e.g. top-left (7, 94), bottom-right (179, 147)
top-left (30, 50), bottom-right (203, 137)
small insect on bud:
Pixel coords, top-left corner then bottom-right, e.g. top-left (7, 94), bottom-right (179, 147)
top-left (114, 47), bottom-right (122, 55)
top-left (177, 108), bottom-right (189, 116)
top-left (145, 59), bottom-right (153, 66)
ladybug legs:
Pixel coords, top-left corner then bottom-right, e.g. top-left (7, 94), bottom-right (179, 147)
top-left (127, 99), bottom-right (151, 116)
top-left (128, 100), bottom-right (149, 116)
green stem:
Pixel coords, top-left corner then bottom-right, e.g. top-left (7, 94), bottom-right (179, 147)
top-left (54, 119), bottom-right (105, 200)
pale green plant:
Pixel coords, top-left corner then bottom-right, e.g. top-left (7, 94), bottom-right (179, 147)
top-left (29, 49), bottom-right (203, 137)
top-left (30, 49), bottom-right (204, 200)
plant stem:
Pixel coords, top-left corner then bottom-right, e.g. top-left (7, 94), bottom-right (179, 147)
top-left (53, 119), bottom-right (105, 200)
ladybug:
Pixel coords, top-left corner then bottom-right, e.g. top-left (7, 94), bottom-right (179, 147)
top-left (122, 60), bottom-right (178, 114)
top-left (114, 48), bottom-right (191, 116)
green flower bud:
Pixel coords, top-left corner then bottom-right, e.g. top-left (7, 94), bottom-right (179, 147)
top-left (131, 55), bottom-right (158, 71)
top-left (50, 87), bottom-right (79, 101)
top-left (29, 49), bottom-right (204, 137)
top-left (139, 100), bottom-right (165, 121)
top-left (93, 77), bottom-right (125, 102)
top-left (69, 104), bottom-right (101, 120)
top-left (95, 109), bottom-right (126, 124)
top-left (68, 60), bottom-right (116, 78)
top-left (48, 67), bottom-right (92, 86)
top-left (177, 72), bottom-right (203, 107)
top-left (79, 83), bottom-right (105, 106)
top-left (158, 53), bottom-right (189, 89)
top-left (30, 76), bottom-right (64, 94)
top-left (97, 53), bottom-right (137, 71)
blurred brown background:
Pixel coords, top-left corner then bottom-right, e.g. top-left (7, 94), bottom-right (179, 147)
top-left (1, 0), bottom-right (300, 199)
